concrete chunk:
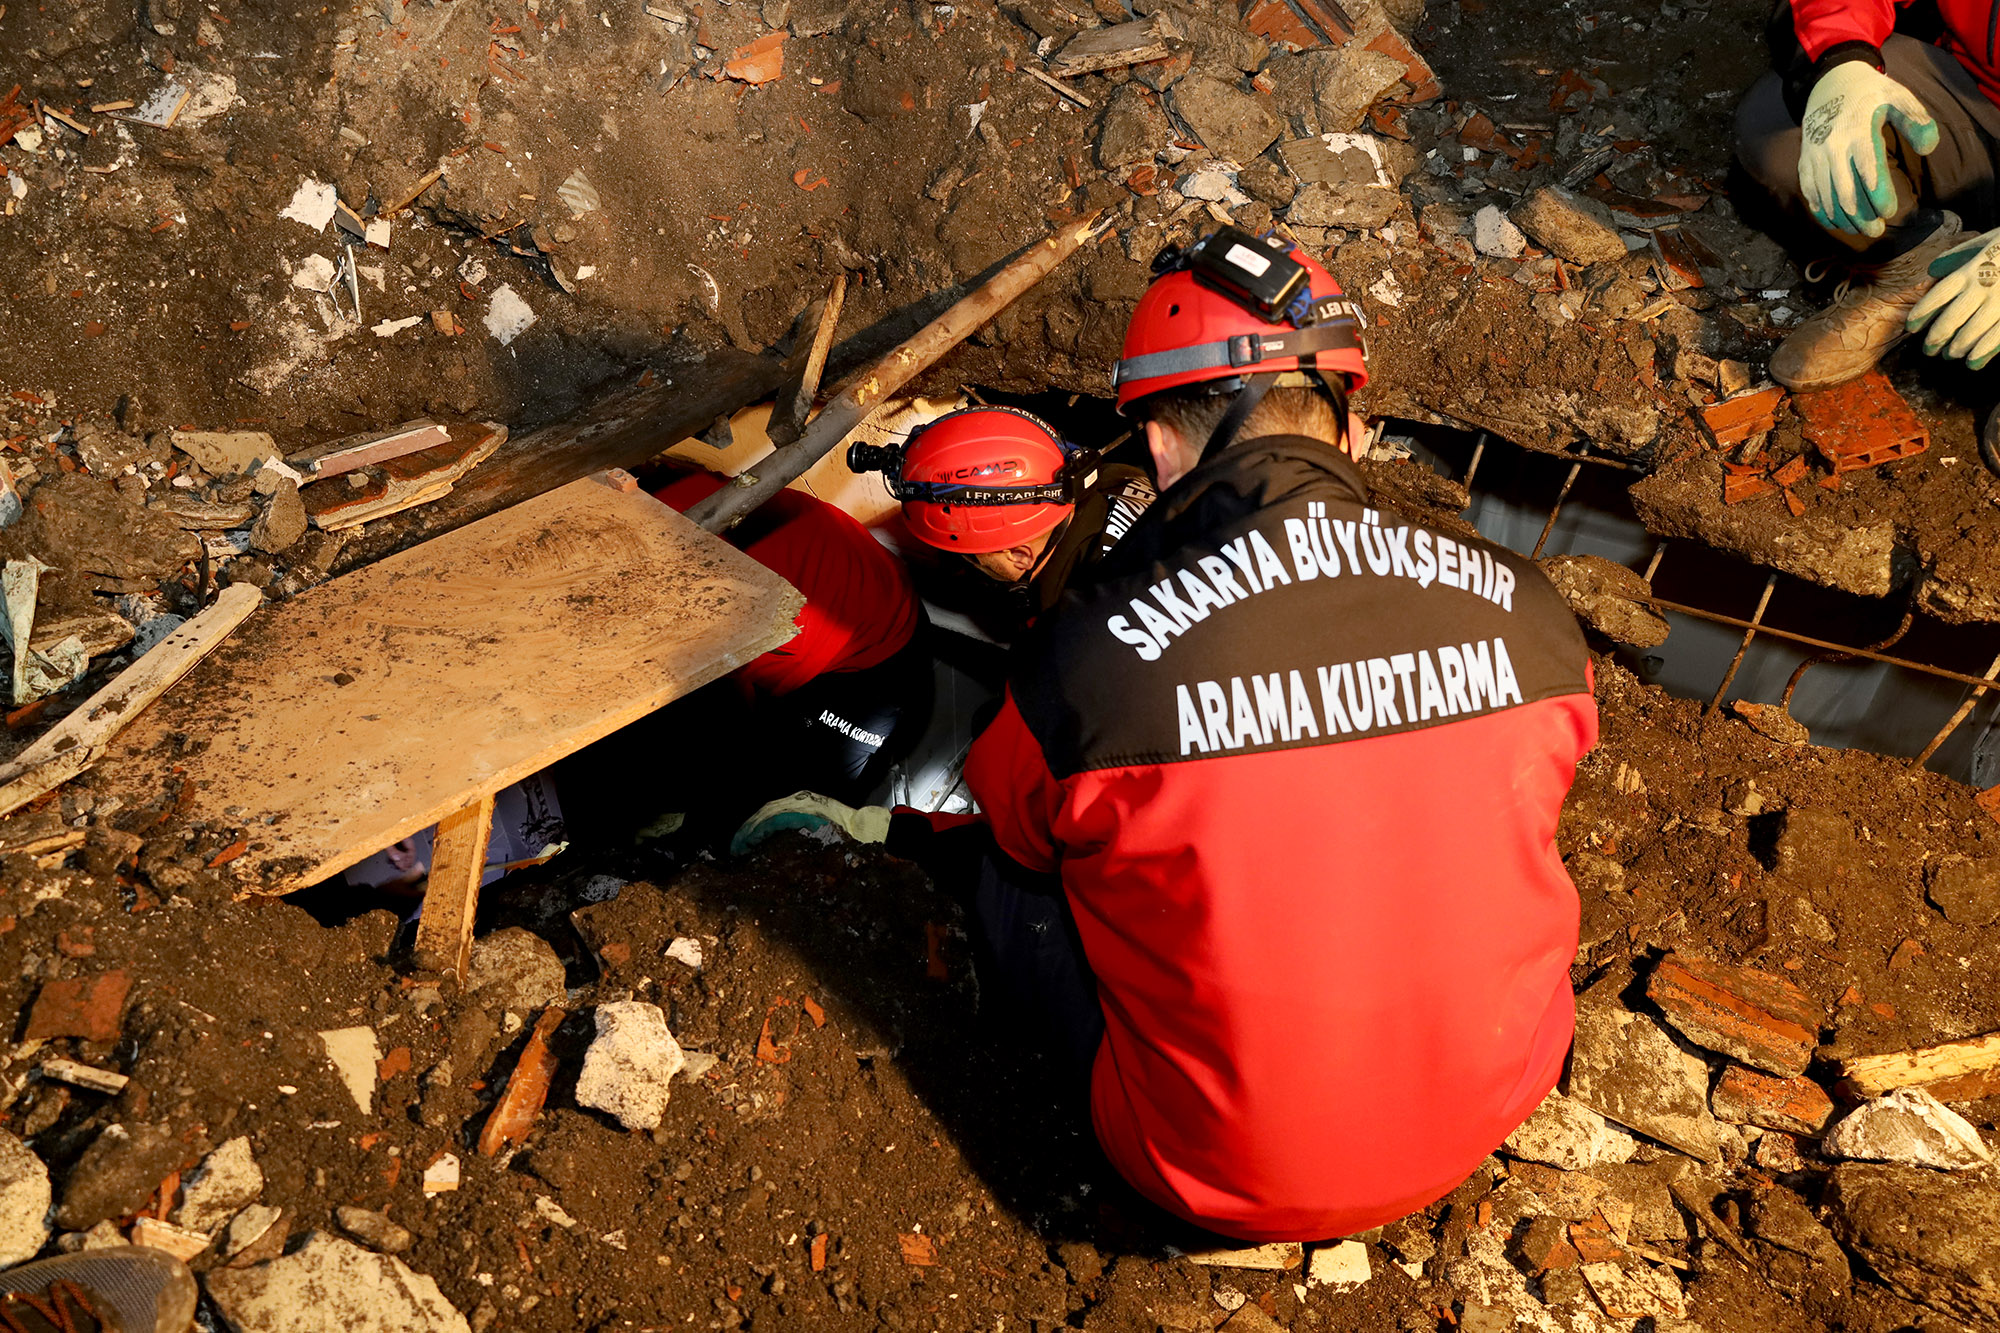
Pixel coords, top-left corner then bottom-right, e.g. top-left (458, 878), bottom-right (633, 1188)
top-left (0, 1129), bottom-right (52, 1266)
top-left (1472, 205), bottom-right (1526, 259)
top-left (1170, 74), bottom-right (1282, 164)
top-left (1509, 185), bottom-right (1628, 266)
top-left (1822, 1088), bottom-right (1994, 1170)
top-left (1503, 1089), bottom-right (1640, 1171)
top-left (1564, 973), bottom-right (1721, 1163)
top-left (1927, 856), bottom-right (2000, 927)
top-left (574, 1001), bottom-right (685, 1131)
top-left (205, 1231), bottom-right (469, 1333)
top-left (175, 1135), bottom-right (263, 1235)
top-left (318, 1027), bottom-right (380, 1116)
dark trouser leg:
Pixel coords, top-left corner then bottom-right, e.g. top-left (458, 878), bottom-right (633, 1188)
top-left (968, 851), bottom-right (1106, 1092)
top-left (1735, 35), bottom-right (2000, 261)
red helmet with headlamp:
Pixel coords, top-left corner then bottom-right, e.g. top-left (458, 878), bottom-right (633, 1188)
top-left (847, 405), bottom-right (1101, 555)
top-left (1115, 227), bottom-right (1368, 456)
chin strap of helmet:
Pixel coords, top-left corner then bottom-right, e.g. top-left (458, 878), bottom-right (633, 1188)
top-left (1202, 373), bottom-right (1276, 461)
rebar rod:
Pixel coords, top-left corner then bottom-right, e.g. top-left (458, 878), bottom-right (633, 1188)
top-left (1707, 573), bottom-right (1779, 713)
top-left (1915, 651), bottom-right (2000, 765)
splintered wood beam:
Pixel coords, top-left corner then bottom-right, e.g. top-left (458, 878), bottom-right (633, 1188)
top-left (0, 584), bottom-right (263, 818)
top-left (412, 793), bottom-right (495, 980)
top-left (1838, 1031), bottom-right (2000, 1098)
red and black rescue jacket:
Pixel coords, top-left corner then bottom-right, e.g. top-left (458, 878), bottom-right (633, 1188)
top-left (964, 436), bottom-right (1599, 1242)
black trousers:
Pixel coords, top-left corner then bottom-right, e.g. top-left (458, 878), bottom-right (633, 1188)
top-left (1736, 35), bottom-right (2000, 259)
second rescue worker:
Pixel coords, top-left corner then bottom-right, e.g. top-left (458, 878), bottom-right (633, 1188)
top-left (964, 230), bottom-right (1600, 1240)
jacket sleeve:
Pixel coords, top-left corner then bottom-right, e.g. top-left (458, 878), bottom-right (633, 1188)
top-left (962, 689), bottom-right (1065, 875)
top-left (1788, 0), bottom-right (1895, 62)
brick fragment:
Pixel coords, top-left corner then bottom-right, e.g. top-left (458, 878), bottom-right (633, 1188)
top-left (1794, 369), bottom-right (1928, 472)
top-left (1710, 1064), bottom-right (1835, 1134)
top-left (24, 970), bottom-right (133, 1042)
top-left (1698, 385), bottom-right (1783, 446)
top-left (1514, 1215), bottom-right (1579, 1273)
top-left (1646, 952), bottom-right (1821, 1075)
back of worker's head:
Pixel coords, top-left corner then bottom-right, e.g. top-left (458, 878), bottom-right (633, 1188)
top-left (1114, 227), bottom-right (1366, 481)
top-left (847, 405), bottom-right (1095, 555)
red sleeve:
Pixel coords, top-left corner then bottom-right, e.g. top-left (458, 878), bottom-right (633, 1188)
top-left (963, 690), bottom-right (1065, 874)
top-left (1790, 0), bottom-right (1896, 60)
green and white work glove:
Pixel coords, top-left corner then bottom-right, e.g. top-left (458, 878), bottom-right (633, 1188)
top-left (1798, 60), bottom-right (1939, 238)
top-left (731, 791), bottom-right (892, 855)
top-left (1908, 230), bottom-right (2000, 368)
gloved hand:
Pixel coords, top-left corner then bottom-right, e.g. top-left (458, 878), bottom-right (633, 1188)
top-left (1908, 230), bottom-right (2000, 368)
top-left (1797, 61), bottom-right (1939, 238)
top-left (731, 791), bottom-right (892, 855)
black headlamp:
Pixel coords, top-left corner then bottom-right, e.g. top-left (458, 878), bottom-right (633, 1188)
top-left (847, 435), bottom-right (1101, 508)
top-left (1151, 225), bottom-right (1354, 330)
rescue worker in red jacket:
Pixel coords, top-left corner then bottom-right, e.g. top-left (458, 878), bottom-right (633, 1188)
top-left (551, 463), bottom-right (930, 846)
top-left (1739, 0), bottom-right (2000, 433)
top-left (750, 230), bottom-right (1600, 1241)
top-left (850, 404), bottom-right (1157, 645)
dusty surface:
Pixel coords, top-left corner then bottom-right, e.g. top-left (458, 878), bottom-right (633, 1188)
top-left (4, 655), bottom-right (2000, 1332)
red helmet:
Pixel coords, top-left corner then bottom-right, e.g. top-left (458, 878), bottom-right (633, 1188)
top-left (1114, 228), bottom-right (1369, 415)
top-left (848, 406), bottom-right (1099, 555)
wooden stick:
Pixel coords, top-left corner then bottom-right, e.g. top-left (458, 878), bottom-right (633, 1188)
top-left (1022, 65), bottom-right (1092, 108)
top-left (768, 274), bottom-right (847, 449)
top-left (477, 1006), bottom-right (565, 1155)
top-left (43, 106), bottom-right (89, 136)
top-left (412, 792), bottom-right (495, 980)
top-left (684, 213), bottom-right (1104, 534)
top-left (384, 167), bottom-right (445, 217)
top-left (0, 584), bottom-right (262, 818)
top-left (1837, 1031), bottom-right (2000, 1097)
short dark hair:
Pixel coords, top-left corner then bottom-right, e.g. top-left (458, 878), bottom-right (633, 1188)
top-left (1139, 380), bottom-right (1349, 452)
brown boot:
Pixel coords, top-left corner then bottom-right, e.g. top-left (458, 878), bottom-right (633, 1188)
top-left (1769, 212), bottom-right (1964, 392)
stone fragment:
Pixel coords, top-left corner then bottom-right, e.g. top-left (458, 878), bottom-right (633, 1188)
top-left (1286, 179), bottom-right (1398, 230)
top-left (1711, 1065), bottom-right (1835, 1134)
top-left (335, 1206), bottom-right (413, 1254)
top-left (1267, 45), bottom-right (1407, 133)
top-left (1184, 1241), bottom-right (1301, 1270)
top-left (171, 430), bottom-right (277, 476)
top-left (1171, 74), bottom-right (1282, 165)
top-left (1471, 205), bottom-right (1526, 259)
top-left (249, 481), bottom-right (308, 554)
top-left (1927, 856), bottom-right (2000, 927)
top-left (1305, 1239), bottom-right (1370, 1289)
top-left (1503, 1089), bottom-right (1640, 1171)
top-left (1094, 84), bottom-right (1169, 168)
top-left (1580, 1261), bottom-right (1685, 1319)
top-left (1539, 554), bottom-right (1669, 647)
top-left (1822, 1088), bottom-right (1994, 1170)
top-left (421, 1154), bottom-right (460, 1195)
top-left (1236, 160), bottom-right (1294, 208)
top-left (1564, 972), bottom-right (1721, 1162)
top-left (24, 970), bottom-right (132, 1042)
top-left (465, 928), bottom-right (568, 1014)
top-left (319, 1027), bottom-right (381, 1116)
top-left (131, 1216), bottom-right (212, 1261)
top-left (10, 474), bottom-right (200, 583)
top-left (175, 1135), bottom-right (263, 1235)
top-left (1219, 1305), bottom-right (1283, 1333)
top-left (58, 1122), bottom-right (197, 1230)
top-left (1732, 699), bottom-right (1812, 744)
top-left (223, 1204), bottom-right (284, 1260)
top-left (0, 1130), bottom-right (52, 1265)
top-left (1509, 185), bottom-right (1628, 266)
top-left (1645, 952), bottom-right (1821, 1076)
top-left (1746, 1187), bottom-right (1850, 1297)
top-left (1179, 165), bottom-right (1247, 205)
top-left (575, 1001), bottom-right (686, 1131)
top-left (205, 1232), bottom-right (471, 1333)
top-left (1826, 1162), bottom-right (2000, 1325)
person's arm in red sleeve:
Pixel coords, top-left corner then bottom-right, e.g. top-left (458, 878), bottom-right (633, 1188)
top-left (1790, 0), bottom-right (1895, 66)
top-left (962, 689), bottom-right (1065, 876)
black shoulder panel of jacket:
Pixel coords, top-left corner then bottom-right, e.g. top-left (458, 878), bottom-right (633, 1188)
top-left (1030, 463), bottom-right (1159, 617)
top-left (1008, 437), bottom-right (1592, 780)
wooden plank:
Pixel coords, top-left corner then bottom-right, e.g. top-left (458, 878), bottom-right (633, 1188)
top-left (94, 477), bottom-right (803, 893)
top-left (412, 793), bottom-right (494, 979)
top-left (0, 584), bottom-right (263, 818)
top-left (1837, 1031), bottom-right (2000, 1098)
top-left (288, 419), bottom-right (453, 481)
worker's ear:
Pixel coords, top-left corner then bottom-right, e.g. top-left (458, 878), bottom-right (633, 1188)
top-left (1343, 410), bottom-right (1369, 461)
top-left (1145, 418), bottom-right (1193, 490)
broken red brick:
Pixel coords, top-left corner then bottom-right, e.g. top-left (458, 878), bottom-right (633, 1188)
top-left (810, 1233), bottom-right (829, 1271)
top-left (1363, 25), bottom-right (1440, 103)
top-left (1515, 1216), bottom-right (1580, 1273)
top-left (1698, 386), bottom-right (1784, 447)
top-left (1242, 0), bottom-right (1320, 49)
top-left (378, 1046), bottom-right (413, 1082)
top-left (1457, 111), bottom-right (1507, 153)
top-left (24, 970), bottom-right (132, 1042)
top-left (898, 1232), bottom-right (938, 1266)
top-left (1978, 783), bottom-right (2000, 826)
top-left (476, 1007), bottom-right (565, 1156)
top-left (1770, 455), bottom-right (1809, 489)
top-left (1888, 937), bottom-right (1925, 971)
top-left (723, 32), bottom-right (786, 85)
top-left (1645, 952), bottom-right (1822, 1076)
top-left (801, 995), bottom-right (826, 1028)
top-left (755, 997), bottom-right (800, 1064)
top-left (1793, 369), bottom-right (1929, 472)
top-left (1783, 489), bottom-right (1806, 518)
top-left (1723, 473), bottom-right (1777, 505)
top-left (1126, 164), bottom-right (1158, 196)
top-left (1567, 1221), bottom-right (1629, 1265)
top-left (1709, 1064), bottom-right (1834, 1134)
top-left (206, 837), bottom-right (249, 868)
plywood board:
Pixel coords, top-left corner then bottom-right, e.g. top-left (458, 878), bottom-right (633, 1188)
top-left (96, 476), bottom-right (803, 893)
